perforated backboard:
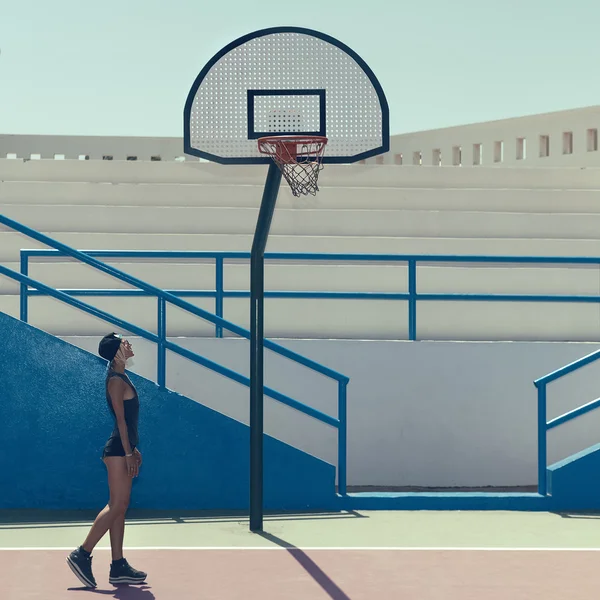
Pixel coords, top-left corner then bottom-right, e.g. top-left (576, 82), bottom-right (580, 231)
top-left (184, 27), bottom-right (389, 164)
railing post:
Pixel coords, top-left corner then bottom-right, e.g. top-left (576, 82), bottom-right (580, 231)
top-left (337, 380), bottom-right (347, 496)
top-left (20, 252), bottom-right (29, 322)
top-left (537, 383), bottom-right (547, 496)
top-left (157, 297), bottom-right (167, 388)
top-left (408, 259), bottom-right (417, 341)
top-left (215, 256), bottom-right (224, 338)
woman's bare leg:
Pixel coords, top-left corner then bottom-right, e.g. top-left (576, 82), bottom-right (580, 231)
top-left (81, 457), bottom-right (132, 553)
top-left (109, 514), bottom-right (126, 561)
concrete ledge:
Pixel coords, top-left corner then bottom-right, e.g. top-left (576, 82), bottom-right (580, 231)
top-left (6, 232), bottom-right (600, 261)
top-left (4, 158), bottom-right (600, 188)
top-left (2, 262), bottom-right (596, 296)
top-left (6, 203), bottom-right (600, 238)
top-left (4, 181), bottom-right (600, 212)
top-left (339, 492), bottom-right (550, 511)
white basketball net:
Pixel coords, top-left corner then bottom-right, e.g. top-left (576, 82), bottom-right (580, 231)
top-left (258, 137), bottom-right (327, 197)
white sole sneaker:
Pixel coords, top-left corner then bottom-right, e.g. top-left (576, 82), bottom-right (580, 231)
top-left (110, 576), bottom-right (147, 585)
top-left (66, 556), bottom-right (97, 588)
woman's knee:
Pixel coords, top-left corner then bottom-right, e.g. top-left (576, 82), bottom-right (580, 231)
top-left (108, 496), bottom-right (130, 515)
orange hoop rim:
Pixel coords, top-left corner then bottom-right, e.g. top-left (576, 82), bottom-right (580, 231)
top-left (257, 135), bottom-right (328, 146)
top-left (257, 135), bottom-right (328, 196)
top-left (257, 135), bottom-right (328, 158)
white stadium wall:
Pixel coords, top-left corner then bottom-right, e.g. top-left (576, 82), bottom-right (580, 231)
top-left (3, 104), bottom-right (600, 167)
top-left (62, 336), bottom-right (600, 489)
top-left (0, 134), bottom-right (187, 162)
top-left (369, 105), bottom-right (600, 167)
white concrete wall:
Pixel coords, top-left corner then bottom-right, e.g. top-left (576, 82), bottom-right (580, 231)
top-left (374, 105), bottom-right (600, 167)
top-left (4, 104), bottom-right (600, 169)
top-left (0, 134), bottom-right (189, 162)
top-left (4, 157), bottom-right (600, 187)
top-left (61, 336), bottom-right (600, 488)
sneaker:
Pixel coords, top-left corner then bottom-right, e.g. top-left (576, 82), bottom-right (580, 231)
top-left (66, 546), bottom-right (97, 588)
top-left (109, 558), bottom-right (147, 585)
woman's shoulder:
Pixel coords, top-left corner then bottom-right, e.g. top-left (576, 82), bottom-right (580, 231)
top-left (107, 370), bottom-right (136, 390)
top-left (106, 371), bottom-right (130, 384)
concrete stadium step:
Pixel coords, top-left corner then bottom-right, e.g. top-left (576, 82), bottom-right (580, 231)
top-left (0, 181), bottom-right (265, 208)
top-left (4, 231), bottom-right (600, 261)
top-left (0, 261), bottom-right (408, 294)
top-left (0, 293), bottom-right (407, 338)
top-left (4, 159), bottom-right (600, 189)
top-left (1, 290), bottom-right (598, 341)
top-left (5, 181), bottom-right (600, 213)
top-left (4, 204), bottom-right (600, 239)
top-left (2, 261), bottom-right (599, 296)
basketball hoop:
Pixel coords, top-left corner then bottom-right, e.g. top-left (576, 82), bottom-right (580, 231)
top-left (257, 135), bottom-right (328, 197)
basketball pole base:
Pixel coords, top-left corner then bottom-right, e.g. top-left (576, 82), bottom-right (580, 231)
top-left (250, 162), bottom-right (282, 533)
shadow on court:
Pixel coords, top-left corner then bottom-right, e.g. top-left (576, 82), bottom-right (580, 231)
top-left (67, 585), bottom-right (155, 599)
top-left (256, 531), bottom-right (352, 600)
top-left (0, 509), bottom-right (367, 530)
top-left (555, 511), bottom-right (600, 519)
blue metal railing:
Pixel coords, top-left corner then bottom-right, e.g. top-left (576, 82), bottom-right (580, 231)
top-left (19, 246), bottom-right (600, 498)
top-left (0, 215), bottom-right (348, 494)
top-left (534, 349), bottom-right (600, 496)
top-left (21, 250), bottom-right (600, 343)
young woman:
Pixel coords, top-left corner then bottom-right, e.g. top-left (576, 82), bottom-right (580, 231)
top-left (67, 332), bottom-right (147, 588)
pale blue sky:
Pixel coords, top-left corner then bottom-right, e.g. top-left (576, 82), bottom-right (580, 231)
top-left (1, 0), bottom-right (599, 137)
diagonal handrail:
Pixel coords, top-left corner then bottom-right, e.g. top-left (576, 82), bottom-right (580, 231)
top-left (0, 263), bottom-right (339, 427)
top-left (533, 348), bottom-right (600, 495)
top-left (0, 215), bottom-right (347, 383)
top-left (534, 350), bottom-right (600, 387)
top-left (0, 214), bottom-right (349, 494)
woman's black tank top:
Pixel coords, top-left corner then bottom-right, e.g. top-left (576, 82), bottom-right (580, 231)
top-left (105, 369), bottom-right (139, 448)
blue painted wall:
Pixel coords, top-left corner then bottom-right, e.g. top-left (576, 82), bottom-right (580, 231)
top-left (0, 312), bottom-right (337, 511)
top-left (547, 443), bottom-right (600, 511)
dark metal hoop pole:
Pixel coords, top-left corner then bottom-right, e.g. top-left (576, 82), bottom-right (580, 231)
top-left (250, 162), bottom-right (282, 532)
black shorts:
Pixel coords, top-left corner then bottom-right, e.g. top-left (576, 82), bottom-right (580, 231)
top-left (102, 437), bottom-right (136, 459)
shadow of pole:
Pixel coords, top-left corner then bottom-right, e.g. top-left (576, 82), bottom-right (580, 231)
top-left (554, 511), bottom-right (600, 519)
top-left (0, 509), bottom-right (368, 529)
top-left (256, 531), bottom-right (352, 600)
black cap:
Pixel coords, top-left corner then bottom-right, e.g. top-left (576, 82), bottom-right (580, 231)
top-left (98, 332), bottom-right (122, 361)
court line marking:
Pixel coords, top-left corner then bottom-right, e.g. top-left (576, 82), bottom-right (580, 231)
top-left (2, 546), bottom-right (600, 552)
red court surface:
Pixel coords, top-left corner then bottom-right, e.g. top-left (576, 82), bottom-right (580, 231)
top-left (2, 548), bottom-right (599, 600)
